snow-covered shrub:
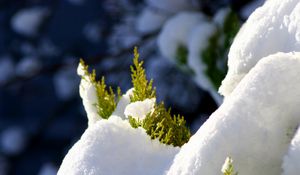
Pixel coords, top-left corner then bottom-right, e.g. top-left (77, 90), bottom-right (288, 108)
top-left (219, 0), bottom-right (300, 97)
top-left (60, 1), bottom-right (300, 174)
top-left (158, 9), bottom-right (240, 104)
top-left (58, 47), bottom-right (190, 174)
top-left (167, 51), bottom-right (300, 175)
top-left (166, 0), bottom-right (300, 174)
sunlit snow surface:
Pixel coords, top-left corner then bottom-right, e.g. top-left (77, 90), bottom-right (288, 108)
top-left (58, 116), bottom-right (179, 175)
top-left (220, 0), bottom-right (300, 96)
top-left (167, 52), bottom-right (300, 175)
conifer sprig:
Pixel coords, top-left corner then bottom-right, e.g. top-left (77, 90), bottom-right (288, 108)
top-left (79, 59), bottom-right (120, 119)
top-left (143, 103), bottom-right (191, 147)
top-left (128, 48), bottom-right (190, 146)
top-left (222, 157), bottom-right (238, 175)
top-left (95, 77), bottom-right (118, 119)
top-left (130, 47), bottom-right (156, 102)
top-left (80, 48), bottom-right (191, 147)
top-left (128, 103), bottom-right (190, 147)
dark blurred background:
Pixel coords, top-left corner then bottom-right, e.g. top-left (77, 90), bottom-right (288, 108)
top-left (0, 0), bottom-right (263, 174)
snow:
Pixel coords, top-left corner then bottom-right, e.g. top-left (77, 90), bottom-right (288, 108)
top-left (78, 62), bottom-right (100, 126)
top-left (186, 21), bottom-right (224, 104)
top-left (58, 116), bottom-right (179, 175)
top-left (38, 163), bottom-right (57, 175)
top-left (167, 52), bottom-right (300, 175)
top-left (112, 88), bottom-right (133, 119)
top-left (146, 0), bottom-right (196, 13)
top-left (136, 7), bottom-right (169, 35)
top-left (0, 127), bottom-right (27, 155)
top-left (124, 98), bottom-right (155, 120)
top-left (15, 56), bottom-right (41, 77)
top-left (219, 0), bottom-right (300, 97)
top-left (0, 57), bottom-right (15, 85)
top-left (158, 12), bottom-right (207, 62)
top-left (282, 126), bottom-right (300, 175)
top-left (187, 22), bottom-right (216, 91)
top-left (11, 7), bottom-right (50, 37)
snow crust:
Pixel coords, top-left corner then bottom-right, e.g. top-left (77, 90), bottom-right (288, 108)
top-left (167, 52), bottom-right (300, 175)
top-left (11, 7), bottom-right (49, 37)
top-left (58, 116), bottom-right (179, 175)
top-left (77, 63), bottom-right (99, 126)
top-left (124, 98), bottom-right (155, 120)
top-left (112, 88), bottom-right (133, 119)
top-left (282, 127), bottom-right (300, 175)
top-left (220, 0), bottom-right (300, 97)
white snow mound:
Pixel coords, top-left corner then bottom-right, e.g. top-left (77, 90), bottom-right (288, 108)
top-left (158, 12), bottom-right (206, 62)
top-left (282, 127), bottom-right (300, 175)
top-left (124, 98), bottom-right (155, 120)
top-left (167, 52), bottom-right (300, 175)
top-left (78, 62), bottom-right (99, 126)
top-left (112, 88), bottom-right (133, 119)
top-left (219, 0), bottom-right (300, 97)
top-left (58, 116), bottom-right (179, 175)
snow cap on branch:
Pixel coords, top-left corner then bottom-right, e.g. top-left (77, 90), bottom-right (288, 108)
top-left (219, 0), bottom-right (300, 97)
top-left (167, 52), bottom-right (300, 175)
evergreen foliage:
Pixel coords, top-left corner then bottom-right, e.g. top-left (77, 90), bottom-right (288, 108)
top-left (202, 10), bottom-right (240, 89)
top-left (129, 103), bottom-right (191, 147)
top-left (175, 45), bottom-right (188, 66)
top-left (95, 77), bottom-right (119, 119)
top-left (130, 47), bottom-right (156, 102)
top-left (79, 59), bottom-right (120, 119)
top-left (80, 48), bottom-right (190, 147)
top-left (129, 47), bottom-right (191, 147)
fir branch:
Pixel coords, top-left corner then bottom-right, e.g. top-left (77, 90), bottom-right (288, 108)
top-left (79, 59), bottom-right (120, 119)
top-left (128, 48), bottom-right (190, 147)
top-left (129, 102), bottom-right (191, 147)
top-left (130, 47), bottom-right (156, 102)
top-left (95, 77), bottom-right (117, 119)
top-left (201, 10), bottom-right (240, 89)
